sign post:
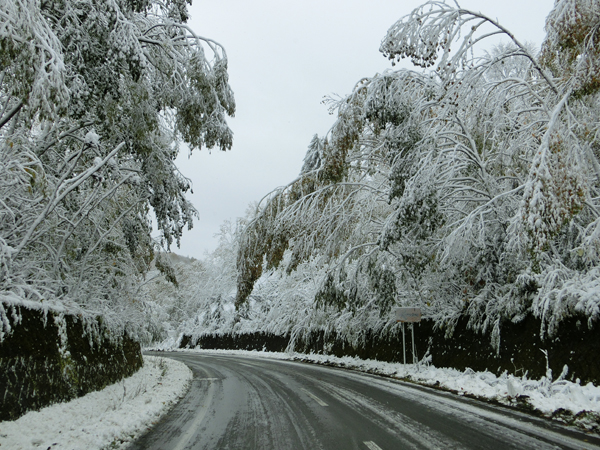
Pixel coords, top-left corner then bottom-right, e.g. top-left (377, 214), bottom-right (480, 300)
top-left (401, 321), bottom-right (406, 365)
top-left (393, 307), bottom-right (421, 365)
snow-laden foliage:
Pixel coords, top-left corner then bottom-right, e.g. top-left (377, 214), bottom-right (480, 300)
top-left (225, 0), bottom-right (600, 347)
top-left (140, 0), bottom-right (599, 350)
top-left (139, 221), bottom-right (240, 346)
top-left (541, 0), bottom-right (600, 96)
top-left (0, 0), bottom-right (235, 333)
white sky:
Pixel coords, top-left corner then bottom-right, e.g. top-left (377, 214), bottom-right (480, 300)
top-left (172, 0), bottom-right (555, 259)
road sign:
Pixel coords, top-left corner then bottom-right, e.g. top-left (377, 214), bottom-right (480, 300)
top-left (394, 307), bottom-right (421, 323)
top-left (392, 307), bottom-right (421, 365)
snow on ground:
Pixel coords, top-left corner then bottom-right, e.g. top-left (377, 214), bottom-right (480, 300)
top-left (173, 348), bottom-right (600, 432)
top-left (1, 348), bottom-right (599, 449)
top-left (0, 356), bottom-right (192, 450)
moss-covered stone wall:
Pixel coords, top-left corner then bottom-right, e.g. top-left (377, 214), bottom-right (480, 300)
top-left (0, 301), bottom-right (143, 421)
top-left (182, 314), bottom-right (600, 384)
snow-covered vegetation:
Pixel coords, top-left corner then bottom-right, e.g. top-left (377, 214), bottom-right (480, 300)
top-left (139, 221), bottom-right (240, 346)
top-left (231, 0), bottom-right (600, 345)
top-left (148, 0), bottom-right (600, 351)
top-left (0, 0), bottom-right (234, 336)
top-left (2, 0), bottom-right (598, 354)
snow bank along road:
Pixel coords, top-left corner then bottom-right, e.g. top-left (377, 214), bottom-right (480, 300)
top-left (0, 356), bottom-right (192, 449)
top-left (131, 352), bottom-right (600, 450)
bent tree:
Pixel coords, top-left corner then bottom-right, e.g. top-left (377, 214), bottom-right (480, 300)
top-left (0, 0), bottom-right (235, 333)
top-left (234, 0), bottom-right (600, 346)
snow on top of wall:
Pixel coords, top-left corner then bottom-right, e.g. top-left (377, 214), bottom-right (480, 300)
top-left (0, 292), bottom-right (72, 313)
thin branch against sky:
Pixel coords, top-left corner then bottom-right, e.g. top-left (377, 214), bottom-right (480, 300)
top-left (172, 0), bottom-right (554, 259)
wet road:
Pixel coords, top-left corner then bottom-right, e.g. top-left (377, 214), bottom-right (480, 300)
top-left (130, 352), bottom-right (600, 450)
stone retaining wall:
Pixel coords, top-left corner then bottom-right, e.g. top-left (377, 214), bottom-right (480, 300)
top-left (182, 314), bottom-right (600, 384)
top-left (0, 301), bottom-right (143, 421)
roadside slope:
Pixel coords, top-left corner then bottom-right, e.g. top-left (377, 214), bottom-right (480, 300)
top-left (0, 356), bottom-right (191, 450)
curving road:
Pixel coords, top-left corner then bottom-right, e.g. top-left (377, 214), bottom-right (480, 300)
top-left (130, 351), bottom-right (600, 450)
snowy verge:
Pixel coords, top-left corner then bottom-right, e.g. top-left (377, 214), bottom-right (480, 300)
top-left (0, 355), bottom-right (192, 450)
top-left (169, 348), bottom-right (600, 433)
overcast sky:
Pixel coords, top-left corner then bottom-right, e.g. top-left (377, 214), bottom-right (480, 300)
top-left (171, 0), bottom-right (555, 259)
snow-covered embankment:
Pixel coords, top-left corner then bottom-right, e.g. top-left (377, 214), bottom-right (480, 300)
top-left (0, 356), bottom-right (191, 450)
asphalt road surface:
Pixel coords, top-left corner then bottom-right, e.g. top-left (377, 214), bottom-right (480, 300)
top-left (130, 352), bottom-right (600, 450)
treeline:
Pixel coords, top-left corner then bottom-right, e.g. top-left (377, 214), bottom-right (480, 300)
top-left (0, 0), bottom-right (234, 338)
top-left (154, 1), bottom-right (600, 352)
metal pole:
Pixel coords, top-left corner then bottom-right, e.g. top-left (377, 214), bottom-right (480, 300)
top-left (402, 322), bottom-right (406, 365)
top-left (411, 322), bottom-right (416, 364)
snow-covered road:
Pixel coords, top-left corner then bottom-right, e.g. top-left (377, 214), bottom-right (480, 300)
top-left (130, 352), bottom-right (600, 449)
